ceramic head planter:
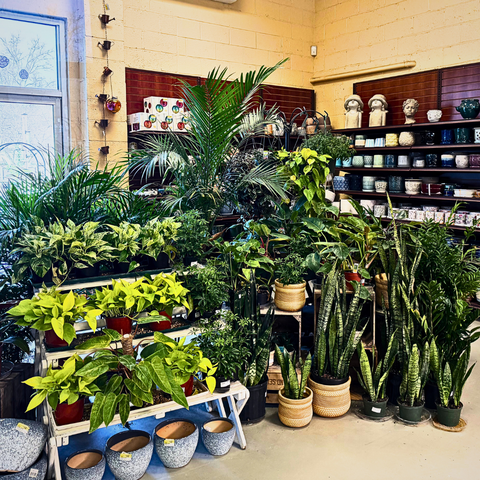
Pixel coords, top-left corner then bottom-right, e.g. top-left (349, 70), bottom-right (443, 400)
top-left (368, 94), bottom-right (388, 127)
top-left (344, 94), bottom-right (364, 129)
top-left (403, 98), bottom-right (419, 124)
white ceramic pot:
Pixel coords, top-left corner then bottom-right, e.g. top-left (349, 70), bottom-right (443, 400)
top-left (427, 109), bottom-right (442, 122)
top-left (375, 180), bottom-right (387, 193)
top-left (374, 204), bottom-right (386, 217)
top-left (405, 179), bottom-right (421, 195)
top-left (397, 155), bottom-right (410, 168)
top-left (399, 131), bottom-right (415, 146)
top-left (473, 127), bottom-right (480, 144)
top-left (456, 155), bottom-right (469, 168)
top-left (435, 212), bottom-right (445, 224)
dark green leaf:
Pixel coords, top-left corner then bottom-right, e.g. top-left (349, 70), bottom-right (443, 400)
top-left (103, 392), bottom-right (118, 427)
top-left (89, 392), bottom-right (105, 433)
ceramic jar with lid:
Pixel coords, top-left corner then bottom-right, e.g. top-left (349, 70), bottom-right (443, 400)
top-left (398, 131), bottom-right (415, 146)
top-left (441, 154), bottom-right (455, 168)
top-left (373, 154), bottom-right (384, 168)
top-left (352, 155), bottom-right (364, 167)
top-left (405, 179), bottom-right (422, 195)
top-left (385, 133), bottom-right (399, 147)
top-left (375, 179), bottom-right (387, 193)
top-left (455, 99), bottom-right (480, 119)
top-left (456, 154), bottom-right (469, 168)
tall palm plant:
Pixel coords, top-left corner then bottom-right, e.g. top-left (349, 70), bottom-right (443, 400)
top-left (127, 61), bottom-right (289, 225)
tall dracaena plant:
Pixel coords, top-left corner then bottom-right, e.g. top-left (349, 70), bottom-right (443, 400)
top-left (127, 61), bottom-right (289, 225)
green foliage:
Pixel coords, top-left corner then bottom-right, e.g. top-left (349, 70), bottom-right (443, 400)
top-left (140, 217), bottom-right (180, 262)
top-left (108, 222), bottom-right (142, 271)
top-left (398, 342), bottom-right (430, 406)
top-left (195, 311), bottom-right (251, 380)
top-left (275, 345), bottom-right (311, 400)
top-left (313, 263), bottom-right (370, 379)
top-left (275, 254), bottom-right (306, 285)
top-left (8, 288), bottom-right (91, 344)
top-left (175, 210), bottom-right (210, 261)
top-left (430, 338), bottom-right (475, 408)
top-left (277, 148), bottom-right (331, 217)
top-left (24, 355), bottom-right (99, 412)
top-left (301, 130), bottom-right (353, 164)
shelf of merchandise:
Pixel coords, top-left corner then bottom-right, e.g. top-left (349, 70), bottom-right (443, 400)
top-left (350, 144), bottom-right (480, 153)
top-left (339, 167), bottom-right (480, 173)
top-left (339, 190), bottom-right (480, 203)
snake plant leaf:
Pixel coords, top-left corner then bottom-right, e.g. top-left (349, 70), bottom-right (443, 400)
top-left (358, 343), bottom-right (374, 401)
top-left (407, 345), bottom-right (420, 406)
top-left (299, 353), bottom-right (311, 397)
top-left (89, 392), bottom-right (105, 433)
top-left (317, 330), bottom-right (327, 376)
top-left (275, 345), bottom-right (290, 398)
top-left (442, 362), bottom-right (452, 407)
top-left (287, 355), bottom-right (300, 399)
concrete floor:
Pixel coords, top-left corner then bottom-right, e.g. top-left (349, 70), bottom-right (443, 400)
top-left (60, 338), bottom-right (480, 480)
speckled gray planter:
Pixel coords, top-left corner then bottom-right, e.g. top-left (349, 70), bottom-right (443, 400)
top-left (154, 418), bottom-right (198, 469)
top-left (201, 419), bottom-right (235, 456)
top-left (64, 449), bottom-right (105, 480)
top-left (105, 430), bottom-right (153, 480)
top-left (0, 452), bottom-right (47, 480)
top-left (0, 419), bottom-right (48, 472)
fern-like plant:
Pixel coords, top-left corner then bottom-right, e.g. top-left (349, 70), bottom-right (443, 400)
top-left (275, 345), bottom-right (311, 400)
top-left (398, 342), bottom-right (430, 406)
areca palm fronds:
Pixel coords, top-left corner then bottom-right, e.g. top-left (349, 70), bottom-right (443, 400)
top-left (126, 61), bottom-right (289, 224)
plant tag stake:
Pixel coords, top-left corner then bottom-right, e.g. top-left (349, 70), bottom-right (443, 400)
top-left (164, 439), bottom-right (175, 447)
top-left (371, 407), bottom-right (381, 413)
top-left (16, 423), bottom-right (30, 434)
top-left (120, 452), bottom-right (132, 461)
top-left (29, 469), bottom-right (39, 478)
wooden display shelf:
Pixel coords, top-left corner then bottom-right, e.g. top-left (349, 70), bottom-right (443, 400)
top-left (373, 216), bottom-right (475, 232)
top-left (339, 167), bottom-right (480, 173)
top-left (341, 190), bottom-right (480, 203)
top-left (351, 144), bottom-right (480, 153)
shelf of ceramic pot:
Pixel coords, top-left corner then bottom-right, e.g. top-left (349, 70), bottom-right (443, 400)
top-left (340, 167), bottom-right (480, 173)
top-left (343, 190), bottom-right (480, 203)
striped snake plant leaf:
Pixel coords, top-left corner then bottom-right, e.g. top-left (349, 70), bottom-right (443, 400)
top-left (338, 321), bottom-right (367, 379)
top-left (373, 358), bottom-right (384, 392)
top-left (419, 342), bottom-right (430, 392)
top-left (299, 353), bottom-right (312, 396)
top-left (407, 345), bottom-right (420, 406)
top-left (316, 330), bottom-right (327, 375)
top-left (335, 282), bottom-right (344, 351)
top-left (288, 355), bottom-right (300, 399)
top-left (358, 342), bottom-right (375, 401)
top-left (442, 362), bottom-right (452, 407)
top-left (344, 286), bottom-right (362, 343)
top-left (399, 363), bottom-right (408, 403)
top-left (340, 273), bottom-right (347, 322)
top-left (328, 307), bottom-right (337, 376)
top-left (275, 344), bottom-right (290, 398)
top-left (455, 363), bottom-right (475, 407)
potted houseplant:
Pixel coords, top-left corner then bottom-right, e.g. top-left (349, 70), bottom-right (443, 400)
top-left (195, 311), bottom-right (251, 393)
top-left (274, 254), bottom-right (307, 312)
top-left (107, 222), bottom-right (142, 273)
top-left (308, 263), bottom-right (370, 418)
top-left (275, 345), bottom-right (313, 428)
top-left (7, 288), bottom-right (95, 347)
top-left (397, 342), bottom-right (430, 423)
top-left (140, 217), bottom-right (180, 269)
top-left (356, 331), bottom-right (397, 418)
top-left (0, 313), bottom-right (31, 371)
top-left (430, 339), bottom-right (474, 427)
top-left (24, 354), bottom-right (100, 425)
top-left (175, 210), bottom-right (210, 266)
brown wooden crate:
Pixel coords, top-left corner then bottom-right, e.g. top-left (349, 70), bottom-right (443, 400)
top-left (266, 391), bottom-right (279, 404)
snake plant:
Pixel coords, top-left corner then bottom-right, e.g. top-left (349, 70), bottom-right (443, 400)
top-left (430, 338), bottom-right (475, 408)
top-left (313, 262), bottom-right (370, 380)
top-left (275, 345), bottom-right (311, 400)
top-left (398, 341), bottom-right (430, 406)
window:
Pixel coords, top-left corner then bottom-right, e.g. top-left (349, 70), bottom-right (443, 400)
top-left (0, 10), bottom-right (68, 184)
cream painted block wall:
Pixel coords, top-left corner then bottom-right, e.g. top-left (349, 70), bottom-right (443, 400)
top-left (313, 0), bottom-right (480, 128)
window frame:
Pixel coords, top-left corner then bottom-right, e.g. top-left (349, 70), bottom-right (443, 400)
top-left (0, 9), bottom-right (69, 153)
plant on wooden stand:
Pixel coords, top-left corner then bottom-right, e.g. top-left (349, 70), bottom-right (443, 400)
top-left (274, 253), bottom-right (307, 312)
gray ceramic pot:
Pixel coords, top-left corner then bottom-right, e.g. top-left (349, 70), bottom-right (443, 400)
top-left (105, 430), bottom-right (153, 480)
top-left (154, 418), bottom-right (198, 468)
top-left (65, 449), bottom-right (105, 480)
top-left (0, 419), bottom-right (48, 473)
top-left (0, 452), bottom-right (47, 480)
top-left (201, 418), bottom-right (235, 456)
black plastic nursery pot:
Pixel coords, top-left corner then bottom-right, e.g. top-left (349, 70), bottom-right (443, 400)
top-left (425, 381), bottom-right (440, 410)
top-left (363, 396), bottom-right (389, 418)
top-left (386, 372), bottom-right (402, 405)
top-left (398, 401), bottom-right (424, 423)
top-left (436, 402), bottom-right (463, 427)
top-left (183, 255), bottom-right (197, 267)
top-left (32, 270), bottom-right (53, 284)
top-left (239, 377), bottom-right (268, 424)
top-left (257, 289), bottom-right (270, 306)
top-left (150, 253), bottom-right (170, 270)
top-left (76, 264), bottom-right (99, 279)
top-left (214, 376), bottom-right (232, 394)
top-left (115, 262), bottom-right (130, 274)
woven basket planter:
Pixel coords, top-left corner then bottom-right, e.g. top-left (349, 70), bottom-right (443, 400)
top-left (307, 375), bottom-right (351, 418)
top-left (375, 273), bottom-right (389, 309)
top-left (274, 280), bottom-right (306, 312)
top-left (278, 387), bottom-right (313, 428)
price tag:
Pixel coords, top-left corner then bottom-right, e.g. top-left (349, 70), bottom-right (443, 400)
top-left (119, 452), bottom-right (132, 461)
top-left (29, 469), bottom-right (39, 478)
top-left (164, 439), bottom-right (175, 447)
top-left (16, 423), bottom-right (30, 434)
top-left (371, 407), bottom-right (381, 413)
top-left (220, 380), bottom-right (230, 388)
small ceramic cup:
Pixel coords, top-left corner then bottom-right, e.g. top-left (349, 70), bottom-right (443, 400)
top-left (426, 211), bottom-right (435, 220)
top-left (397, 155), bottom-right (410, 168)
top-left (408, 209), bottom-right (417, 220)
top-left (427, 109), bottom-right (442, 122)
top-left (362, 176), bottom-right (376, 192)
top-left (365, 138), bottom-right (375, 147)
top-left (352, 155), bottom-right (364, 167)
top-left (385, 133), bottom-right (399, 147)
top-left (405, 179), bottom-right (422, 195)
top-left (434, 212), bottom-right (445, 224)
top-left (374, 137), bottom-right (385, 147)
top-left (385, 155), bottom-right (396, 168)
top-left (441, 154), bottom-right (455, 168)
top-left (455, 213), bottom-right (466, 225)
top-left (466, 214), bottom-right (476, 227)
top-left (342, 157), bottom-right (353, 167)
top-left (416, 210), bottom-right (426, 221)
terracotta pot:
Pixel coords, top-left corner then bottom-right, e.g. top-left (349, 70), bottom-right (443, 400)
top-left (149, 311), bottom-right (172, 332)
top-left (278, 387), bottom-right (313, 428)
top-left (54, 398), bottom-right (85, 426)
top-left (181, 375), bottom-right (194, 397)
top-left (45, 329), bottom-right (68, 348)
top-left (106, 316), bottom-right (132, 334)
top-left (274, 279), bottom-right (306, 312)
top-left (307, 375), bottom-right (351, 418)
top-left (344, 272), bottom-right (361, 291)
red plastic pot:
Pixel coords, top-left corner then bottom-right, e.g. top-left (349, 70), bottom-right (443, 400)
top-left (149, 311), bottom-right (172, 332)
top-left (54, 397), bottom-right (85, 426)
top-left (181, 376), bottom-right (194, 397)
top-left (45, 330), bottom-right (68, 348)
top-left (106, 316), bottom-right (132, 334)
top-left (344, 272), bottom-right (362, 291)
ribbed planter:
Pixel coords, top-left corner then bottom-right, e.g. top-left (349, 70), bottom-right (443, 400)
top-left (307, 375), bottom-right (351, 418)
top-left (149, 311), bottom-right (172, 332)
top-left (239, 378), bottom-right (268, 424)
top-left (106, 316), bottom-right (132, 335)
top-left (274, 280), bottom-right (306, 312)
top-left (363, 395), bottom-right (389, 418)
top-left (64, 449), bottom-right (105, 480)
top-left (278, 387), bottom-right (313, 428)
top-left (436, 402), bottom-right (462, 427)
top-left (375, 273), bottom-right (389, 308)
top-left (1, 452), bottom-right (47, 480)
top-left (54, 398), bottom-right (85, 426)
top-left (154, 419), bottom-right (198, 468)
top-left (201, 419), bottom-right (235, 456)
top-left (398, 401), bottom-right (424, 423)
top-left (105, 430), bottom-right (153, 480)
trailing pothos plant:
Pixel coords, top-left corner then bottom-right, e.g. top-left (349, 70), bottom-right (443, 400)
top-left (24, 354), bottom-right (100, 413)
top-left (107, 222), bottom-right (142, 272)
top-left (7, 288), bottom-right (96, 344)
top-left (140, 217), bottom-right (180, 262)
top-left (313, 262), bottom-right (370, 380)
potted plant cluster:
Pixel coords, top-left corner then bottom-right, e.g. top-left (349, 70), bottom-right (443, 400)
top-left (274, 253), bottom-right (307, 312)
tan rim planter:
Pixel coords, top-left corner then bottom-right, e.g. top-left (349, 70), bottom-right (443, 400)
top-left (375, 273), bottom-right (389, 308)
top-left (274, 279), bottom-right (306, 312)
top-left (307, 375), bottom-right (351, 418)
top-left (278, 387), bottom-right (313, 428)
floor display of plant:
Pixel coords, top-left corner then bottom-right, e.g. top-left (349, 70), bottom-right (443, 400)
top-left (274, 253), bottom-right (307, 312)
top-left (175, 210), bottom-right (210, 265)
top-left (107, 222), bottom-right (142, 273)
top-left (275, 345), bottom-right (313, 427)
top-left (140, 217), bottom-right (180, 268)
top-left (301, 130), bottom-right (353, 169)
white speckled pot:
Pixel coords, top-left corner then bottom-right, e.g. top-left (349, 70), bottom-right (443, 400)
top-left (0, 452), bottom-right (47, 480)
top-left (0, 419), bottom-right (48, 473)
top-left (106, 430), bottom-right (153, 480)
top-left (154, 419), bottom-right (198, 469)
top-left (201, 419), bottom-right (235, 456)
top-left (65, 450), bottom-right (105, 480)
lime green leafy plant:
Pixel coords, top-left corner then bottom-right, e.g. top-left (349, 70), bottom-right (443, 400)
top-left (140, 217), bottom-right (180, 262)
top-left (108, 222), bottom-right (142, 272)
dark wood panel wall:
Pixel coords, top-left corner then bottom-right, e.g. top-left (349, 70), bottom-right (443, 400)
top-left (353, 62), bottom-right (480, 126)
top-left (125, 68), bottom-right (314, 117)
